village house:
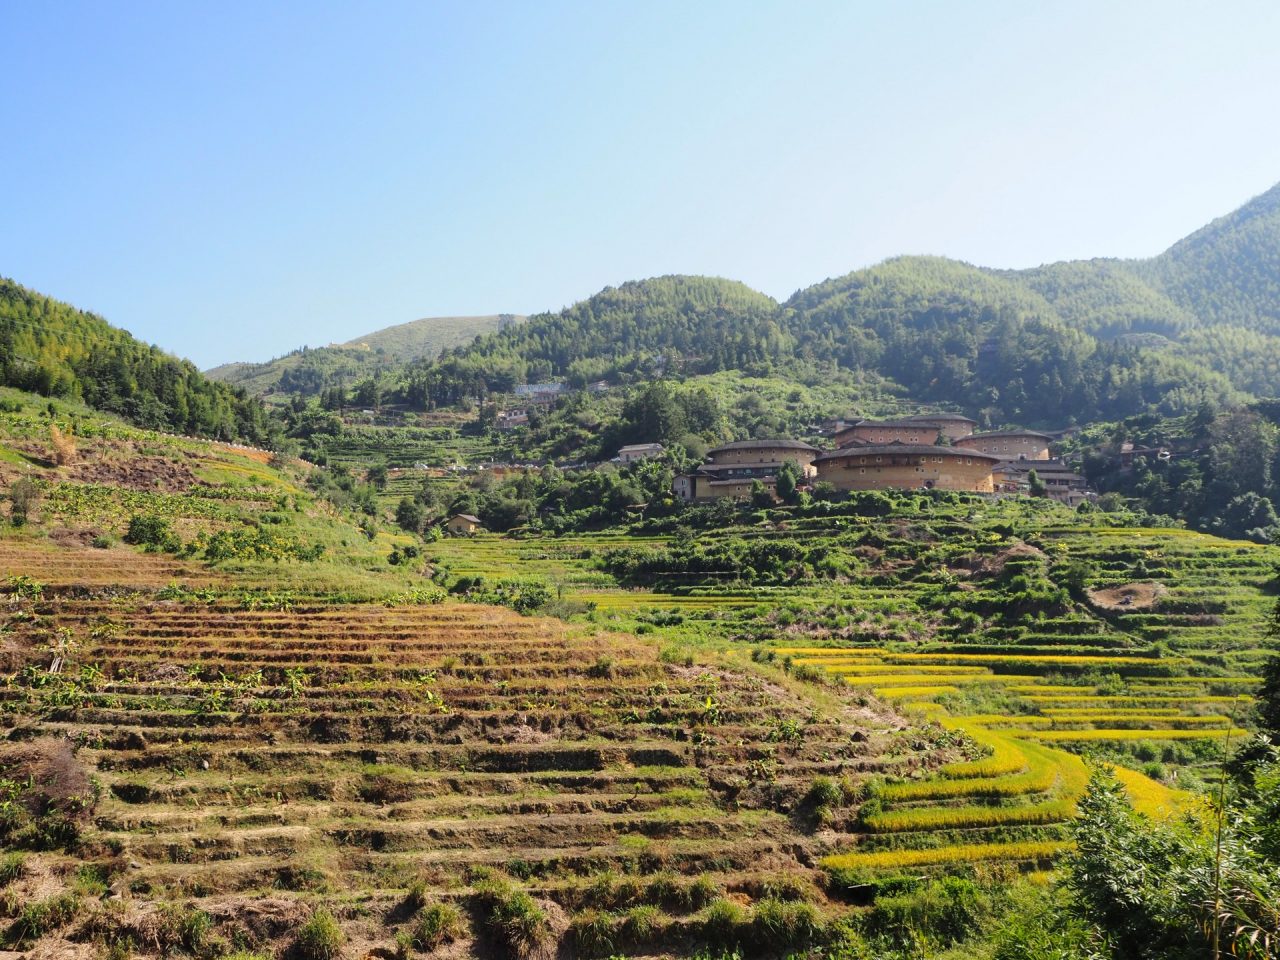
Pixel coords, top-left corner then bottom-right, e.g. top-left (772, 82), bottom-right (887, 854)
top-left (445, 514), bottom-right (483, 535)
top-left (903, 412), bottom-right (978, 442)
top-left (954, 430), bottom-right (1052, 461)
top-left (993, 458), bottom-right (1092, 506)
top-left (496, 408), bottom-right (529, 430)
top-left (1118, 441), bottom-right (1172, 468)
top-left (616, 443), bottom-right (665, 464)
top-left (671, 417), bottom-right (1082, 501)
top-left (814, 442), bottom-right (1001, 493)
top-left (514, 381), bottom-right (567, 404)
top-left (673, 439), bottom-right (819, 502)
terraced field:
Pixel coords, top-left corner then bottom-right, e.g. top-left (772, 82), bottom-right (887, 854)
top-left (0, 543), bottom-right (940, 957)
top-left (431, 511), bottom-right (1274, 880)
top-left (773, 525), bottom-right (1269, 874)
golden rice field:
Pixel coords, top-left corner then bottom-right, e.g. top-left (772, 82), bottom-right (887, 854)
top-left (777, 643), bottom-right (1255, 874)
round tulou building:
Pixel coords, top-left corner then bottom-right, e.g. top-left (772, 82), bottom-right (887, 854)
top-left (813, 442), bottom-right (1001, 493)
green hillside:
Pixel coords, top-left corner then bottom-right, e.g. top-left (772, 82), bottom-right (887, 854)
top-left (395, 276), bottom-right (785, 407)
top-left (207, 313), bottom-right (523, 401)
top-left (329, 183), bottom-right (1280, 428)
top-left (0, 278), bottom-right (268, 442)
top-left (1135, 180), bottom-right (1280, 334)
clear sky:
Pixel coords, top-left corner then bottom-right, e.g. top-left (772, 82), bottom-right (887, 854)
top-left (4, 1), bottom-right (1280, 369)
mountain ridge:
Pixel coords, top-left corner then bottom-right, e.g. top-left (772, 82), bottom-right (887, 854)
top-left (205, 312), bottom-right (526, 401)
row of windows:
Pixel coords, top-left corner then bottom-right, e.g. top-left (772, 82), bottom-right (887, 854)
top-left (842, 456), bottom-right (974, 465)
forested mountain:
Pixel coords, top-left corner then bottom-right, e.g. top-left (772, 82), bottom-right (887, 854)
top-left (782, 255), bottom-right (1243, 426)
top-left (207, 313), bottom-right (523, 401)
top-left (370, 182), bottom-right (1280, 428)
top-left (386, 263), bottom-right (1244, 427)
top-left (0, 278), bottom-right (268, 441)
top-left (9, 180), bottom-right (1280, 442)
top-left (397, 276), bottom-right (788, 407)
top-left (1135, 180), bottom-right (1280, 334)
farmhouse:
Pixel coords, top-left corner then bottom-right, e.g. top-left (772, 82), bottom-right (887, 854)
top-left (673, 439), bottom-right (819, 502)
top-left (616, 442), bottom-right (665, 464)
top-left (496, 408), bottom-right (529, 430)
top-left (955, 430), bottom-right (1052, 461)
top-left (445, 514), bottom-right (483, 535)
top-left (814, 443), bottom-right (1001, 493)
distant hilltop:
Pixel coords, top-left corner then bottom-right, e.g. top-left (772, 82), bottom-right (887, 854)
top-left (205, 313), bottom-right (526, 402)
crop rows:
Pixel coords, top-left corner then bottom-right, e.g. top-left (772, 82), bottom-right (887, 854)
top-left (780, 639), bottom-right (1253, 873)
top-left (0, 544), bottom-right (934, 949)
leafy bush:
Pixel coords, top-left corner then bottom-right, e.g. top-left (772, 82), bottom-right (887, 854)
top-left (569, 909), bottom-right (615, 958)
top-left (619, 904), bottom-right (666, 943)
top-left (158, 903), bottom-right (213, 954)
top-left (700, 898), bottom-right (748, 947)
top-left (124, 514), bottom-right (177, 552)
top-left (0, 852), bottom-right (25, 887)
top-left (7, 477), bottom-right (38, 527)
top-left (201, 526), bottom-right (323, 563)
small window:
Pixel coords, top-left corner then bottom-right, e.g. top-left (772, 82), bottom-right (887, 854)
top-left (859, 468), bottom-right (865, 474)
top-left (875, 456), bottom-right (882, 463)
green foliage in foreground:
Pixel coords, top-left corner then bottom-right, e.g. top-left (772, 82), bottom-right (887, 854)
top-left (1067, 757), bottom-right (1280, 960)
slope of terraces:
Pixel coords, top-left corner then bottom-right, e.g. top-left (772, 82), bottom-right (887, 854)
top-left (0, 542), bottom-right (939, 958)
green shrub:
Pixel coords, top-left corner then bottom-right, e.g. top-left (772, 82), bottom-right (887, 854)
top-left (176, 906), bottom-right (212, 953)
top-left (569, 909), bottom-right (615, 958)
top-left (475, 877), bottom-right (553, 960)
top-left (685, 875), bottom-right (720, 911)
top-left (412, 901), bottom-right (465, 950)
top-left (751, 897), bottom-right (823, 950)
top-left (0, 852), bottom-right (25, 887)
top-left (124, 514), bottom-right (177, 551)
top-left (8, 478), bottom-right (38, 527)
top-left (619, 904), bottom-right (666, 943)
top-left (11, 893), bottom-right (80, 944)
top-left (295, 907), bottom-right (345, 960)
top-left (403, 880), bottom-right (430, 913)
top-left (863, 876), bottom-right (989, 949)
top-left (72, 863), bottom-right (110, 896)
top-left (700, 898), bottom-right (748, 947)
top-left (757, 873), bottom-right (819, 903)
top-left (806, 775), bottom-right (843, 809)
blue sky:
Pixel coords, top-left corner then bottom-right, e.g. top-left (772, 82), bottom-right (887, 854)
top-left (3, 1), bottom-right (1280, 368)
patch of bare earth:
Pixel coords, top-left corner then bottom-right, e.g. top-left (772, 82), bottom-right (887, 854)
top-left (1087, 581), bottom-right (1164, 611)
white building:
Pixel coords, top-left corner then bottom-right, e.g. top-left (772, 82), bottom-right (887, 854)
top-left (616, 443), bottom-right (665, 464)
